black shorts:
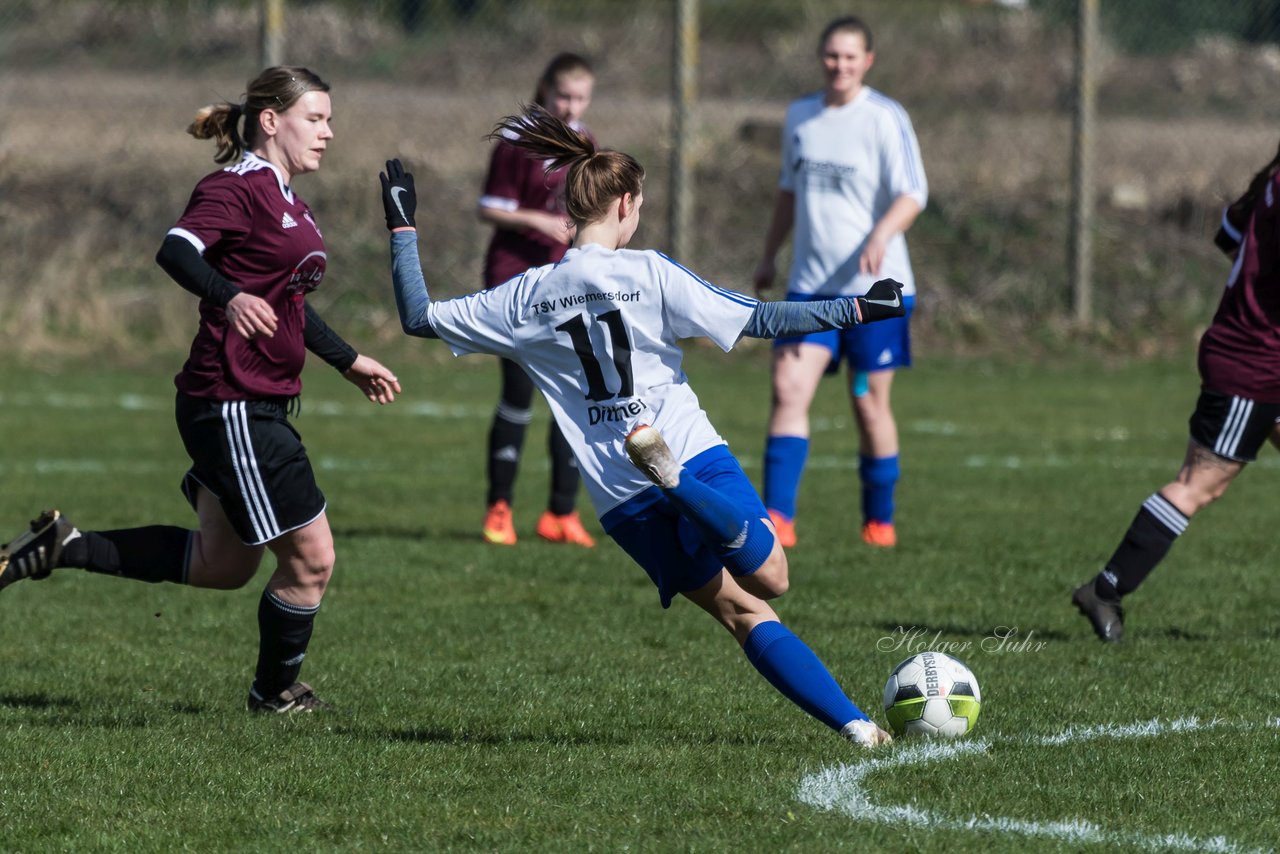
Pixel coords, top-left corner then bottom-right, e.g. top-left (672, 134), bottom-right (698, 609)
top-left (175, 393), bottom-right (326, 545)
top-left (1187, 389), bottom-right (1280, 462)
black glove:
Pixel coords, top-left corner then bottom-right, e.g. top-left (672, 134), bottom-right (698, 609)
top-left (855, 278), bottom-right (906, 323)
top-left (380, 158), bottom-right (416, 230)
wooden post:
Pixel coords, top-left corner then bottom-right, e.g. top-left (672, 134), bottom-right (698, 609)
top-left (669, 0), bottom-right (698, 259)
top-left (1069, 0), bottom-right (1098, 324)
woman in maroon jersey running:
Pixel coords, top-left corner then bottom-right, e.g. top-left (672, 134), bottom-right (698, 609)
top-left (0, 66), bottom-right (401, 712)
top-left (1072, 143), bottom-right (1280, 642)
top-left (476, 53), bottom-right (598, 548)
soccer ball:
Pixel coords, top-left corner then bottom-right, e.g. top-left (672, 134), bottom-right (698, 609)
top-left (882, 651), bottom-right (981, 738)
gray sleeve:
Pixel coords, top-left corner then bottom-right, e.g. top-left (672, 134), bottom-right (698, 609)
top-left (390, 230), bottom-right (440, 339)
top-left (741, 298), bottom-right (859, 339)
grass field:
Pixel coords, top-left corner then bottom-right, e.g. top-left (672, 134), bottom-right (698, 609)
top-left (1, 348), bottom-right (1278, 852)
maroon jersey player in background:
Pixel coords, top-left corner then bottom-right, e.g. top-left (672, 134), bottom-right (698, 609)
top-left (1072, 141), bottom-right (1280, 643)
top-left (0, 66), bottom-right (401, 712)
top-left (476, 53), bottom-right (598, 548)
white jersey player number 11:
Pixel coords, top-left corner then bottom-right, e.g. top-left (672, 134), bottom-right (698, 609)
top-left (555, 309), bottom-right (635, 401)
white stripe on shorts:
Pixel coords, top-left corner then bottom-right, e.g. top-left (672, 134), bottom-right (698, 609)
top-left (222, 401), bottom-right (281, 542)
top-left (1142, 493), bottom-right (1187, 536)
top-left (1213, 396), bottom-right (1252, 459)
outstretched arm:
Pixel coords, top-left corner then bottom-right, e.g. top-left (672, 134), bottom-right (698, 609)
top-left (389, 230), bottom-right (439, 339)
top-left (381, 159), bottom-right (440, 340)
top-left (741, 279), bottom-right (904, 339)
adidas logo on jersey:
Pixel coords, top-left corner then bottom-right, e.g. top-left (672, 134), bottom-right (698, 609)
top-left (281, 212), bottom-right (298, 229)
top-left (877, 348), bottom-right (893, 366)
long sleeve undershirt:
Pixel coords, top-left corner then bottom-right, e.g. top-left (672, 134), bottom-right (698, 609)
top-left (158, 234), bottom-right (357, 371)
top-left (740, 297), bottom-right (859, 338)
top-left (388, 230), bottom-right (860, 343)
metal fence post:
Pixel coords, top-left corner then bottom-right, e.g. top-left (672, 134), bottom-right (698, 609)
top-left (262, 0), bottom-right (285, 68)
top-left (670, 0), bottom-right (698, 259)
top-left (1069, 0), bottom-right (1098, 325)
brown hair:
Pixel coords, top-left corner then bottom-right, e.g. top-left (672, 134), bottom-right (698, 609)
top-left (187, 66), bottom-right (330, 164)
top-left (489, 105), bottom-right (644, 227)
top-left (819, 16), bottom-right (873, 53)
top-left (533, 52), bottom-right (594, 108)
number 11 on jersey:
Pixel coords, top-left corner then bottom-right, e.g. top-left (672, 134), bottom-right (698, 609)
top-left (555, 310), bottom-right (635, 401)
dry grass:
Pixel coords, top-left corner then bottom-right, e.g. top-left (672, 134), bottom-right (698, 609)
top-left (3, 2), bottom-right (1279, 360)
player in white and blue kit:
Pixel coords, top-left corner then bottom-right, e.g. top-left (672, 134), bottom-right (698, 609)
top-left (378, 109), bottom-right (905, 747)
top-left (754, 16), bottom-right (927, 549)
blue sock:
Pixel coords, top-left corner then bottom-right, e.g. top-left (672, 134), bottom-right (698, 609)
top-left (664, 473), bottom-right (774, 575)
top-left (763, 436), bottom-right (808, 519)
top-left (859, 454), bottom-right (899, 524)
top-left (742, 620), bottom-right (869, 731)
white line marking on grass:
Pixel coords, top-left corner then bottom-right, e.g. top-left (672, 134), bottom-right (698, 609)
top-left (0, 458), bottom-right (400, 476)
top-left (797, 718), bottom-right (1271, 854)
top-left (1034, 715), bottom-right (1211, 746)
top-left (0, 460), bottom-right (169, 475)
top-left (0, 392), bottom-right (485, 419)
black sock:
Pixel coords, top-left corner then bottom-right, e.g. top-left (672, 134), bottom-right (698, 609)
top-left (487, 357), bottom-right (535, 507)
top-left (487, 409), bottom-right (528, 506)
top-left (253, 589), bottom-right (319, 697)
top-left (64, 527), bottom-right (192, 584)
top-left (547, 420), bottom-right (579, 516)
top-left (1095, 493), bottom-right (1187, 599)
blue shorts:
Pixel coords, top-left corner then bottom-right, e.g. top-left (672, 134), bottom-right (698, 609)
top-left (602, 445), bottom-right (767, 609)
top-left (774, 293), bottom-right (915, 375)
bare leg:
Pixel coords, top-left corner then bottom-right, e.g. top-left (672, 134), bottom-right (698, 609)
top-left (265, 512), bottom-right (335, 607)
top-left (1162, 440), bottom-right (1244, 518)
top-left (767, 343), bottom-right (830, 437)
top-left (850, 369), bottom-right (898, 458)
top-left (186, 485), bottom-right (265, 589)
top-left (733, 519), bottom-right (789, 601)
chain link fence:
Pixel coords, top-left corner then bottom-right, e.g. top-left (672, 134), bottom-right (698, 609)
top-left (3, 0), bottom-right (1280, 357)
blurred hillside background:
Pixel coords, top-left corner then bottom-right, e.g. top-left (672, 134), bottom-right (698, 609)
top-left (3, 0), bottom-right (1280, 362)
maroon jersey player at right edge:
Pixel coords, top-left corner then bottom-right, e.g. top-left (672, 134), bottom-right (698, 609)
top-left (1071, 141), bottom-right (1280, 643)
top-left (0, 66), bottom-right (401, 711)
top-left (476, 53), bottom-right (598, 549)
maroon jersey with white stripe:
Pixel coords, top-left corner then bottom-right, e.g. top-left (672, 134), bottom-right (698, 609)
top-left (1199, 171), bottom-right (1280, 402)
top-left (479, 128), bottom-right (592, 287)
top-left (170, 153), bottom-right (326, 400)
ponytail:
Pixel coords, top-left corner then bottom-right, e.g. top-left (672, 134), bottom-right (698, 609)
top-left (489, 104), bottom-right (644, 226)
top-left (188, 102), bottom-right (245, 164)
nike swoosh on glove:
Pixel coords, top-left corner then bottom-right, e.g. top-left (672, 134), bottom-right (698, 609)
top-left (380, 158), bottom-right (416, 230)
top-left (855, 278), bottom-right (906, 323)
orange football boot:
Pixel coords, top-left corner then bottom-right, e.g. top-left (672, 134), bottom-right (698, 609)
top-left (482, 500), bottom-right (517, 545)
top-left (861, 520), bottom-right (897, 548)
top-left (535, 510), bottom-right (596, 548)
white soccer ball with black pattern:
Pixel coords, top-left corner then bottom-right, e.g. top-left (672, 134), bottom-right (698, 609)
top-left (882, 651), bottom-right (981, 738)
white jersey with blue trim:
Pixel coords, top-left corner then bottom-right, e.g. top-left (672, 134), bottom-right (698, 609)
top-left (780, 86), bottom-right (927, 298)
top-left (426, 243), bottom-right (758, 517)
